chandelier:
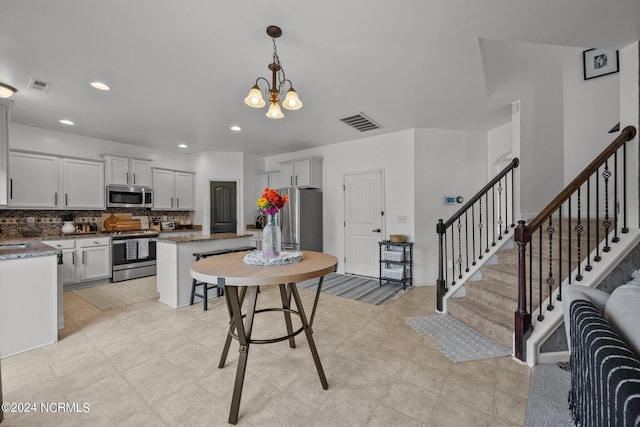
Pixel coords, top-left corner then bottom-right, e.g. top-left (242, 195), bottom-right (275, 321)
top-left (244, 26), bottom-right (302, 119)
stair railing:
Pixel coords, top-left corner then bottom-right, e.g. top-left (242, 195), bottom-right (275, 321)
top-left (513, 125), bottom-right (637, 361)
top-left (436, 158), bottom-right (520, 311)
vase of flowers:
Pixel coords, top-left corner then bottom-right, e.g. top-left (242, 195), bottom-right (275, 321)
top-left (257, 188), bottom-right (288, 258)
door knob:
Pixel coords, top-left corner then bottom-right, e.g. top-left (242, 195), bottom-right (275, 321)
top-left (372, 228), bottom-right (381, 232)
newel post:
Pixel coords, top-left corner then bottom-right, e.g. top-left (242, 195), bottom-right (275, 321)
top-left (514, 220), bottom-right (532, 361)
top-left (436, 219), bottom-right (447, 312)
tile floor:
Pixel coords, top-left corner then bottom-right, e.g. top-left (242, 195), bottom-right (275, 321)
top-left (1, 284), bottom-right (531, 426)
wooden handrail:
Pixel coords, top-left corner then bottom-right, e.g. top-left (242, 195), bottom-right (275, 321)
top-left (527, 126), bottom-right (637, 231)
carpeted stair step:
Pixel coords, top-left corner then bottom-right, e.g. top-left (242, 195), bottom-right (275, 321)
top-left (447, 297), bottom-right (513, 348)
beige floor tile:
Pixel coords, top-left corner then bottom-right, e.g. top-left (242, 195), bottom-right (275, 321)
top-left (0, 284), bottom-right (536, 426)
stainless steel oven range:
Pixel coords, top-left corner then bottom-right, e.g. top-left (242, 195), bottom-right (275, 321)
top-left (111, 230), bottom-right (159, 282)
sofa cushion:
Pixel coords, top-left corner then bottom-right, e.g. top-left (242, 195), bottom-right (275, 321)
top-left (604, 284), bottom-right (640, 356)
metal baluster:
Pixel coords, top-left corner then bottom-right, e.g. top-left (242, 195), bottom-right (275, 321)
top-left (478, 198), bottom-right (484, 260)
top-left (537, 227), bottom-right (544, 321)
top-left (444, 231), bottom-right (449, 288)
top-left (485, 192), bottom-right (490, 253)
top-left (585, 178), bottom-right (592, 272)
top-left (595, 168), bottom-right (601, 262)
top-left (622, 143), bottom-right (628, 233)
top-left (457, 219), bottom-right (463, 279)
top-left (568, 199), bottom-right (572, 285)
top-left (504, 175), bottom-right (510, 234)
top-left (612, 151), bottom-right (619, 243)
top-left (559, 205), bottom-right (563, 289)
top-left (546, 216), bottom-right (555, 312)
top-left (511, 168), bottom-right (516, 228)
top-left (603, 161), bottom-right (612, 252)
top-left (464, 211), bottom-right (469, 272)
top-left (451, 229), bottom-right (456, 286)
top-left (497, 179), bottom-right (503, 241)
top-left (471, 204), bottom-right (477, 266)
top-left (575, 187), bottom-right (583, 281)
top-left (491, 186), bottom-right (496, 247)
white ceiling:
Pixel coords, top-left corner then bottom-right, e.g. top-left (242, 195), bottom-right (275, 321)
top-left (1, 1), bottom-right (639, 157)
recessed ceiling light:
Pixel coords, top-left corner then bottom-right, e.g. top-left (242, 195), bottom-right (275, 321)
top-left (230, 125), bottom-right (241, 132)
top-left (90, 81), bottom-right (110, 91)
top-left (59, 119), bottom-right (75, 126)
top-left (178, 144), bottom-right (188, 148)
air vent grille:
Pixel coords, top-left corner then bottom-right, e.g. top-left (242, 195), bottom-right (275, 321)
top-left (28, 78), bottom-right (51, 92)
top-left (338, 112), bottom-right (381, 132)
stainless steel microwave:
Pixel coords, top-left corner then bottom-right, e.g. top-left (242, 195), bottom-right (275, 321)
top-left (106, 185), bottom-right (153, 208)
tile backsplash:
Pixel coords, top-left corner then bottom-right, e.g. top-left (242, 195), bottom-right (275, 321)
top-left (0, 208), bottom-right (193, 239)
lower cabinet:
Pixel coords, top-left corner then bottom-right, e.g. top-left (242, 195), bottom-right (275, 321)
top-left (44, 237), bottom-right (111, 287)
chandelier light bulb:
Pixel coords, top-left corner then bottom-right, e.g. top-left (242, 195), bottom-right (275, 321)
top-left (282, 88), bottom-right (302, 111)
top-left (244, 85), bottom-right (266, 108)
top-left (266, 102), bottom-right (284, 119)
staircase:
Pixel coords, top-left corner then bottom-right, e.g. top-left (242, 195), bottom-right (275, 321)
top-left (447, 219), bottom-right (605, 348)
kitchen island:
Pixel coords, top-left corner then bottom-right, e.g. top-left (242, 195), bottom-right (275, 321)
top-left (0, 240), bottom-right (59, 358)
top-left (156, 233), bottom-right (253, 308)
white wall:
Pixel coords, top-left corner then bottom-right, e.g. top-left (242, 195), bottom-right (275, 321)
top-left (191, 151), bottom-right (245, 234)
top-left (487, 121), bottom-right (512, 179)
top-left (10, 124), bottom-right (192, 171)
top-left (414, 128), bottom-right (487, 284)
top-left (265, 129), bottom-right (415, 279)
top-left (562, 46), bottom-right (620, 184)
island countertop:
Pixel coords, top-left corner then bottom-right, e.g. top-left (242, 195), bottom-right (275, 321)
top-left (156, 233), bottom-right (252, 244)
top-left (0, 239), bottom-right (59, 261)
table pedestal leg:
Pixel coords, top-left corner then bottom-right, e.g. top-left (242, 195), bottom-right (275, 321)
top-left (289, 283), bottom-right (328, 390)
top-left (279, 283), bottom-right (296, 348)
top-left (226, 286), bottom-right (258, 425)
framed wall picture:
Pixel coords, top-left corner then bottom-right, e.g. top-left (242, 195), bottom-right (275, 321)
top-left (583, 48), bottom-right (619, 80)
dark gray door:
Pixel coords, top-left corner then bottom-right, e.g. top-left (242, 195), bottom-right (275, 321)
top-left (210, 181), bottom-right (237, 234)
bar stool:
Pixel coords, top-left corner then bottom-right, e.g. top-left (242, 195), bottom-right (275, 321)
top-left (190, 249), bottom-right (231, 310)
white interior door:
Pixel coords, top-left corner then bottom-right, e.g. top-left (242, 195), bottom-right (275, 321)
top-left (344, 170), bottom-right (384, 276)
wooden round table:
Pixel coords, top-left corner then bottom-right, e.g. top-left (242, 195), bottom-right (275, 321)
top-left (191, 250), bottom-right (338, 425)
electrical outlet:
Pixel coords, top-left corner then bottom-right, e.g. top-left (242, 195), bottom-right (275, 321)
top-left (26, 217), bottom-right (35, 224)
top-left (396, 215), bottom-right (407, 224)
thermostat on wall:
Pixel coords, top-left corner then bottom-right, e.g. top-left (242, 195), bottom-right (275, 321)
top-left (444, 196), bottom-right (464, 205)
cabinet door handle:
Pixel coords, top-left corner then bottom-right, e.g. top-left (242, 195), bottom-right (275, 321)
top-left (295, 175), bottom-right (298, 186)
top-left (82, 251), bottom-right (85, 264)
top-left (65, 193), bottom-right (68, 206)
top-left (290, 176), bottom-right (293, 186)
top-left (55, 192), bottom-right (58, 205)
top-left (176, 198), bottom-right (180, 208)
top-left (72, 252), bottom-right (75, 265)
top-left (372, 228), bottom-right (381, 232)
top-left (170, 197), bottom-right (173, 208)
top-left (133, 173), bottom-right (136, 185)
top-left (126, 172), bottom-right (129, 184)
top-left (9, 178), bottom-right (12, 199)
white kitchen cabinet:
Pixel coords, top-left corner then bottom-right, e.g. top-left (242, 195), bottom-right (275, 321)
top-left (104, 155), bottom-right (152, 187)
top-left (8, 151), bottom-right (59, 208)
top-left (279, 158), bottom-right (322, 188)
top-left (0, 99), bottom-right (13, 206)
top-left (8, 151), bottom-right (105, 209)
top-left (152, 168), bottom-right (195, 211)
top-left (256, 171), bottom-right (283, 198)
top-left (44, 237), bottom-right (111, 286)
top-left (61, 158), bottom-right (105, 209)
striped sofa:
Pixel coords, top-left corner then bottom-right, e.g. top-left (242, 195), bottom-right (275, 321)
top-left (569, 298), bottom-right (640, 426)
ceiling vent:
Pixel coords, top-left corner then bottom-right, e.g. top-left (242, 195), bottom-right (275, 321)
top-left (338, 112), bottom-right (381, 132)
top-left (28, 78), bottom-right (51, 92)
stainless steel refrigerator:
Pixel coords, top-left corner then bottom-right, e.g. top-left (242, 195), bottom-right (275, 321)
top-left (279, 187), bottom-right (323, 251)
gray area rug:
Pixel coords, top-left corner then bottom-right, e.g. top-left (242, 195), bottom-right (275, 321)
top-left (404, 314), bottom-right (512, 362)
top-left (524, 363), bottom-right (573, 426)
top-left (298, 273), bottom-right (406, 305)
top-left (72, 276), bottom-right (159, 310)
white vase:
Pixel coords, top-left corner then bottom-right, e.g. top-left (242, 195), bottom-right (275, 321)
top-left (61, 221), bottom-right (75, 234)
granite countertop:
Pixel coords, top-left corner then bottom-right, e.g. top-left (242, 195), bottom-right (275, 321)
top-left (0, 239), bottom-right (59, 261)
top-left (156, 233), bottom-right (252, 244)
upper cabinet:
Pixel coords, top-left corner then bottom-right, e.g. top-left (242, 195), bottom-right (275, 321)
top-left (152, 168), bottom-right (195, 211)
top-left (103, 155), bottom-right (152, 187)
top-left (256, 171), bottom-right (282, 198)
top-left (0, 99), bottom-right (13, 206)
top-left (8, 151), bottom-right (105, 209)
top-left (279, 158), bottom-right (322, 189)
